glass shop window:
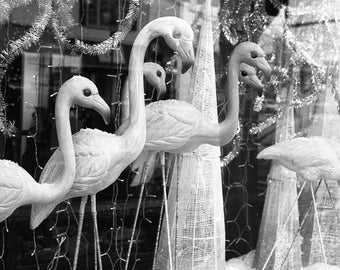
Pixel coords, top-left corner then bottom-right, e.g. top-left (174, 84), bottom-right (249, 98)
top-left (0, 0), bottom-right (340, 270)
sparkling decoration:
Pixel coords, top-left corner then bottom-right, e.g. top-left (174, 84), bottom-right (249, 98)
top-left (220, 0), bottom-right (268, 44)
top-left (52, 0), bottom-right (141, 55)
top-left (221, 125), bottom-right (241, 166)
top-left (249, 109), bottom-right (282, 135)
top-left (331, 80), bottom-right (340, 114)
top-left (53, 0), bottom-right (77, 28)
top-left (0, 91), bottom-right (15, 137)
top-left (0, 0), bottom-right (52, 79)
top-left (0, 0), bottom-right (34, 23)
top-left (253, 94), bottom-right (265, 112)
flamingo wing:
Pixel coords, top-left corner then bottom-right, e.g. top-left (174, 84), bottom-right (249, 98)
top-left (144, 100), bottom-right (200, 151)
top-left (31, 129), bottom-right (112, 228)
top-left (39, 129), bottom-right (111, 187)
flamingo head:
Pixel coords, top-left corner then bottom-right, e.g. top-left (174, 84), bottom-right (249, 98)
top-left (155, 17), bottom-right (195, 73)
top-left (143, 62), bottom-right (167, 99)
top-left (59, 76), bottom-right (110, 124)
top-left (233, 42), bottom-right (271, 80)
top-left (239, 63), bottom-right (264, 96)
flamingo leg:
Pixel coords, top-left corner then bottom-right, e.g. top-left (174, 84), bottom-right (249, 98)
top-left (125, 151), bottom-right (151, 270)
top-left (91, 194), bottom-right (103, 270)
top-left (73, 195), bottom-right (88, 270)
top-left (160, 152), bottom-right (173, 270)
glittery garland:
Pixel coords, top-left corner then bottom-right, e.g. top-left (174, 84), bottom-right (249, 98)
top-left (0, 0), bottom-right (34, 23)
top-left (221, 129), bottom-right (241, 166)
top-left (249, 107), bottom-right (283, 135)
top-left (331, 80), bottom-right (340, 114)
top-left (52, 0), bottom-right (141, 55)
top-left (253, 95), bottom-right (265, 112)
top-left (0, 91), bottom-right (15, 137)
top-left (0, 0), bottom-right (52, 81)
top-left (53, 0), bottom-right (76, 28)
top-left (220, 0), bottom-right (268, 45)
top-left (0, 0), bottom-right (52, 136)
top-left (0, 1), bottom-right (11, 23)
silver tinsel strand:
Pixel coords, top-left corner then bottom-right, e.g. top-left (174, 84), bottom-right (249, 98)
top-left (52, 0), bottom-right (141, 55)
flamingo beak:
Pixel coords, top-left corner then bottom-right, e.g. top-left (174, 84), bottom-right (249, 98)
top-left (93, 94), bottom-right (110, 125)
top-left (257, 57), bottom-right (272, 81)
top-left (178, 40), bottom-right (195, 73)
top-left (248, 74), bottom-right (264, 96)
top-left (156, 81), bottom-right (167, 100)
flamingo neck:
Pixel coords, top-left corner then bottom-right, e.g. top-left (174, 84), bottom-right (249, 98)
top-left (213, 55), bottom-right (240, 146)
top-left (49, 93), bottom-right (75, 201)
top-left (122, 27), bottom-right (157, 143)
top-left (121, 79), bottom-right (129, 123)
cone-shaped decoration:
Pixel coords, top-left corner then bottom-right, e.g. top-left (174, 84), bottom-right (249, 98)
top-left (154, 0), bottom-right (225, 269)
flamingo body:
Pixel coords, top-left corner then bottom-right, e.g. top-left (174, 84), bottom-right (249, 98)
top-left (257, 136), bottom-right (340, 183)
top-left (0, 76), bottom-right (110, 223)
top-left (30, 129), bottom-right (132, 227)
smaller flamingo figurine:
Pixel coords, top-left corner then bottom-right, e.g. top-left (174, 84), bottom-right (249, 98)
top-left (0, 76), bottom-right (110, 223)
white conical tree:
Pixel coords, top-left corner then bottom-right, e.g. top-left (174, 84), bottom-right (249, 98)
top-left (154, 0), bottom-right (225, 269)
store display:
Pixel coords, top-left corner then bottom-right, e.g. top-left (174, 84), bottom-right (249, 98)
top-left (1, 0), bottom-right (340, 269)
top-left (0, 76), bottom-right (109, 222)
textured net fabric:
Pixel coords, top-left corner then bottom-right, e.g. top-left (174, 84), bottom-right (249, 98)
top-left (154, 0), bottom-right (225, 269)
top-left (305, 74), bottom-right (340, 266)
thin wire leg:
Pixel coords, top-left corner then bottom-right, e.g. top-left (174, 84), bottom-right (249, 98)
top-left (125, 152), bottom-right (151, 270)
top-left (160, 152), bottom-right (173, 270)
top-left (91, 195), bottom-right (102, 270)
top-left (311, 182), bottom-right (328, 270)
top-left (73, 196), bottom-right (88, 270)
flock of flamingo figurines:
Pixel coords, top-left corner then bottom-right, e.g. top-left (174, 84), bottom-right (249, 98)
top-left (1, 15), bottom-right (340, 270)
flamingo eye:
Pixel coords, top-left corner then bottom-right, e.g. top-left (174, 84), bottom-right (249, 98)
top-left (251, 51), bottom-right (258, 58)
top-left (83, 88), bottom-right (92, 97)
top-left (241, 71), bottom-right (247, 77)
top-left (173, 29), bottom-right (182, 39)
top-left (156, 71), bottom-right (162, 77)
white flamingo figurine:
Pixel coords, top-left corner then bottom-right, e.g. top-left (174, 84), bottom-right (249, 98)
top-left (0, 76), bottom-right (110, 223)
top-left (129, 62), bottom-right (265, 187)
top-left (118, 42), bottom-right (271, 152)
top-left (31, 16), bottom-right (195, 270)
top-left (257, 136), bottom-right (340, 184)
top-left (121, 62), bottom-right (166, 124)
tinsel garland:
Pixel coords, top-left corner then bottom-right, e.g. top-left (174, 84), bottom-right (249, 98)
top-left (253, 95), bottom-right (264, 112)
top-left (220, 0), bottom-right (268, 44)
top-left (331, 81), bottom-right (340, 114)
top-left (0, 0), bottom-right (52, 81)
top-left (0, 91), bottom-right (15, 137)
top-left (53, 0), bottom-right (76, 28)
top-left (0, 0), bottom-right (52, 136)
top-left (0, 0), bottom-right (33, 23)
top-left (52, 0), bottom-right (141, 55)
top-left (249, 108), bottom-right (282, 135)
top-left (221, 124), bottom-right (241, 166)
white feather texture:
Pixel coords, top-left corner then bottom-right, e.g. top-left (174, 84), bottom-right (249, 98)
top-left (257, 136), bottom-right (340, 183)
